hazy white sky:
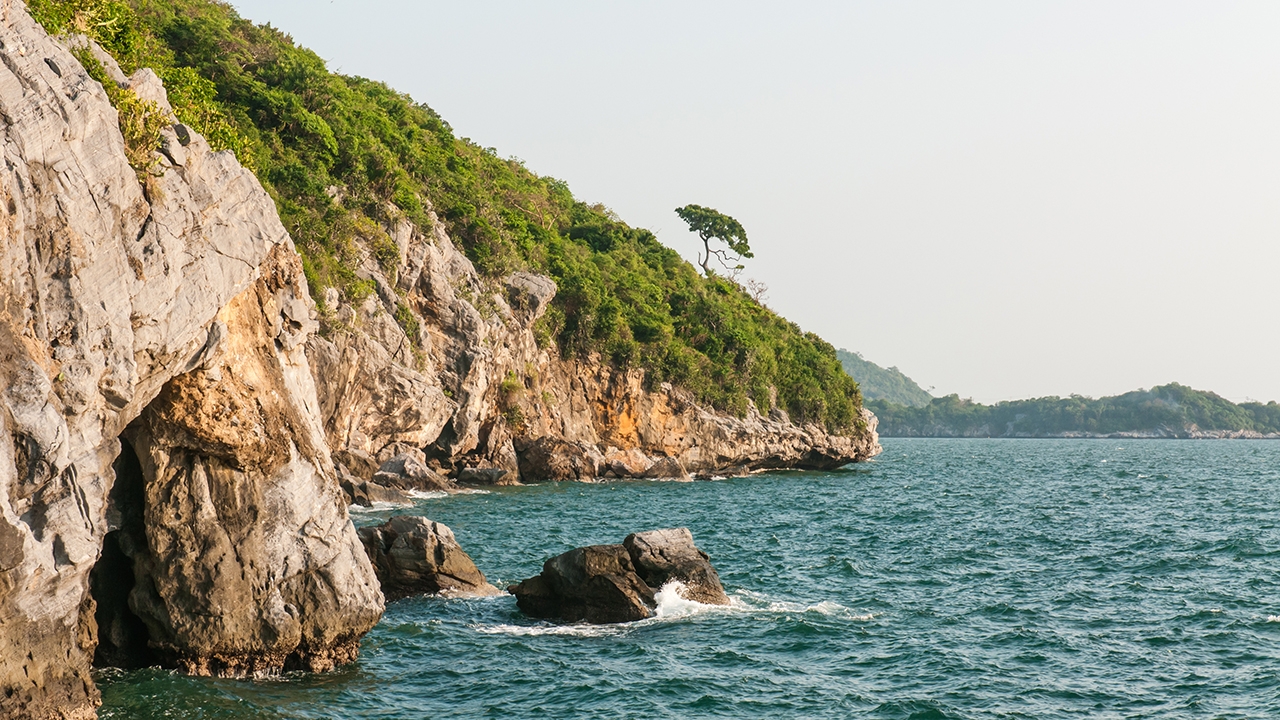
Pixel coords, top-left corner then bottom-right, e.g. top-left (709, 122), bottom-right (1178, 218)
top-left (231, 0), bottom-right (1280, 403)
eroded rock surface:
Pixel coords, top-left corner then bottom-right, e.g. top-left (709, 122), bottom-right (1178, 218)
top-left (358, 516), bottom-right (499, 600)
top-left (120, 247), bottom-right (383, 676)
top-left (509, 544), bottom-right (656, 624)
top-left (304, 172), bottom-right (880, 488)
top-left (0, 14), bottom-right (380, 718)
top-left (624, 528), bottom-right (729, 605)
top-left (508, 528), bottom-right (726, 624)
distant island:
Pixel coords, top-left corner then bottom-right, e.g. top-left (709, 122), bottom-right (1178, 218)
top-left (836, 349), bottom-right (932, 407)
top-left (840, 352), bottom-right (1280, 438)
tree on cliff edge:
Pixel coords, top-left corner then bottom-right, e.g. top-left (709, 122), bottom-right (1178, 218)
top-left (675, 204), bottom-right (752, 277)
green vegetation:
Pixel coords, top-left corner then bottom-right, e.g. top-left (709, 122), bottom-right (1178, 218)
top-left (30, 0), bottom-right (864, 431)
top-left (674, 204), bottom-right (752, 277)
top-left (837, 350), bottom-right (933, 408)
top-left (869, 383), bottom-right (1280, 437)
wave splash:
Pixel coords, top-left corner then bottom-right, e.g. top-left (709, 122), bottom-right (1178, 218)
top-left (733, 589), bottom-right (878, 621)
top-left (469, 582), bottom-right (876, 637)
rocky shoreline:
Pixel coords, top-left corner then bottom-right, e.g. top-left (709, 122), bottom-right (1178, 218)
top-left (0, 10), bottom-right (878, 720)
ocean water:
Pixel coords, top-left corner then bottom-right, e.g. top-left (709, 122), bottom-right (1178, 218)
top-left (98, 439), bottom-right (1280, 719)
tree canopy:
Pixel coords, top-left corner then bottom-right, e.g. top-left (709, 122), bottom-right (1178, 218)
top-left (868, 383), bottom-right (1280, 437)
top-left (675, 204), bottom-right (752, 277)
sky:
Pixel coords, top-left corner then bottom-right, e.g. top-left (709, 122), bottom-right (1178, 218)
top-left (229, 0), bottom-right (1280, 404)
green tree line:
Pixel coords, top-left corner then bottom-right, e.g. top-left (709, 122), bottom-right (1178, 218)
top-left (868, 383), bottom-right (1280, 437)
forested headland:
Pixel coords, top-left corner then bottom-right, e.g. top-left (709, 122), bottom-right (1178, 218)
top-left (836, 349), bottom-right (932, 408)
top-left (32, 0), bottom-right (863, 432)
top-left (867, 383), bottom-right (1280, 438)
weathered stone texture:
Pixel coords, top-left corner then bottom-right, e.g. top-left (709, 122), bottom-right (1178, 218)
top-left (306, 185), bottom-right (881, 489)
top-left (508, 527), bottom-right (728, 624)
top-left (358, 516), bottom-right (499, 600)
top-left (0, 14), bottom-right (380, 719)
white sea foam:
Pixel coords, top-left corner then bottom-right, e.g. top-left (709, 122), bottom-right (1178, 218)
top-left (470, 583), bottom-right (875, 638)
top-left (652, 581), bottom-right (737, 619)
top-left (453, 488), bottom-right (492, 495)
top-left (471, 623), bottom-right (629, 638)
top-left (1267, 615), bottom-right (1280, 623)
top-left (734, 589), bottom-right (878, 621)
top-left (408, 490), bottom-right (449, 500)
top-left (469, 581), bottom-right (735, 638)
top-left (347, 501), bottom-right (411, 513)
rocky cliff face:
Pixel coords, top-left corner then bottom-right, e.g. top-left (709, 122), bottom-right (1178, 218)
top-left (307, 203), bottom-right (880, 487)
top-left (0, 12), bottom-right (379, 719)
top-left (0, 3), bottom-right (876, 717)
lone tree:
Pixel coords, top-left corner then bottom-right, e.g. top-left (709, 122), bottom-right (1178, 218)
top-left (675, 204), bottom-right (752, 277)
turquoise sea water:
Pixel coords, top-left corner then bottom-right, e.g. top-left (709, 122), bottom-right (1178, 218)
top-left (99, 439), bottom-right (1280, 719)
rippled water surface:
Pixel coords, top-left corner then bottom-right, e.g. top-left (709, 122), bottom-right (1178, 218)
top-left (99, 439), bottom-right (1280, 718)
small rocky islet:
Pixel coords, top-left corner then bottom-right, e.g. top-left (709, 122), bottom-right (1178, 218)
top-left (354, 516), bottom-right (729, 627)
top-left (0, 5), bottom-right (878, 719)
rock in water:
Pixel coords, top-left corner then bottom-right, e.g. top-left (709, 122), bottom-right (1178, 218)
top-left (508, 528), bottom-right (726, 623)
top-left (624, 528), bottom-right (730, 605)
top-left (373, 453), bottom-right (453, 492)
top-left (342, 476), bottom-right (414, 508)
top-left (509, 545), bottom-right (656, 623)
top-left (358, 517), bottom-right (500, 600)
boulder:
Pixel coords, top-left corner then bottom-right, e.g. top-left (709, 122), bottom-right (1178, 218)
top-left (342, 477), bottom-right (414, 507)
top-left (624, 528), bottom-right (730, 605)
top-left (603, 447), bottom-right (653, 478)
top-left (457, 467), bottom-right (517, 486)
top-left (514, 437), bottom-right (601, 482)
top-left (509, 545), bottom-right (655, 623)
top-left (358, 516), bottom-right (499, 600)
top-left (373, 453), bottom-right (453, 492)
top-left (508, 527), bottom-right (726, 623)
top-left (643, 456), bottom-right (692, 481)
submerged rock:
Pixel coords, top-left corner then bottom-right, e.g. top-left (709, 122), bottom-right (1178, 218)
top-left (508, 527), bottom-right (726, 624)
top-left (358, 516), bottom-right (500, 600)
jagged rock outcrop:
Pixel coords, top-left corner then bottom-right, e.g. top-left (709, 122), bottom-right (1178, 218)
top-left (0, 13), bottom-right (380, 719)
top-left (357, 516), bottom-right (499, 600)
top-left (508, 527), bottom-right (727, 624)
top-left (117, 246), bottom-right (383, 676)
top-left (623, 528), bottom-right (729, 605)
top-left (509, 544), bottom-right (656, 624)
top-left (372, 452), bottom-right (452, 492)
top-left (306, 184), bottom-right (881, 489)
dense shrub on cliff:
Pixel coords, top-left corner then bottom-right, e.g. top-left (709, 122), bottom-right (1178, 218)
top-left (868, 383), bottom-right (1280, 437)
top-left (29, 0), bottom-right (863, 430)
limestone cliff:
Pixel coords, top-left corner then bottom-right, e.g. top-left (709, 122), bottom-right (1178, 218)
top-left (307, 205), bottom-right (880, 487)
top-left (0, 12), bottom-right (379, 720)
top-left (0, 2), bottom-right (877, 717)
